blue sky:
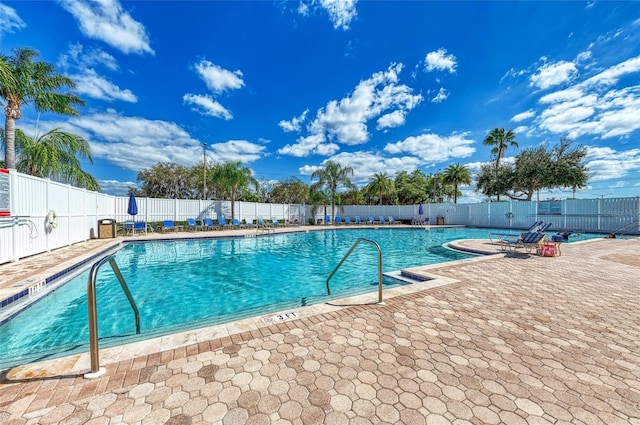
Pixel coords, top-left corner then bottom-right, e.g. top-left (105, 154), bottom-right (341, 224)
top-left (1, 0), bottom-right (639, 201)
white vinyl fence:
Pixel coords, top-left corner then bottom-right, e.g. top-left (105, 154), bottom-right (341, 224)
top-left (1, 169), bottom-right (638, 265)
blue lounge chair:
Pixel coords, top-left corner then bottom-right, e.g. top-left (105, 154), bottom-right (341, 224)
top-left (217, 216), bottom-right (231, 229)
top-left (202, 218), bottom-right (218, 230)
top-left (367, 216), bottom-right (375, 224)
top-left (499, 231), bottom-right (546, 253)
top-left (354, 216), bottom-right (362, 224)
top-left (162, 220), bottom-right (176, 232)
top-left (122, 221), bottom-right (134, 234)
top-left (324, 215), bottom-right (332, 225)
top-left (132, 221), bottom-right (147, 235)
top-left (335, 216), bottom-right (343, 225)
top-left (379, 216), bottom-right (388, 225)
top-left (539, 222), bottom-right (553, 233)
top-left (186, 218), bottom-right (201, 231)
top-left (122, 220), bottom-right (147, 234)
top-left (231, 218), bottom-right (245, 228)
top-left (344, 217), bottom-right (352, 224)
top-left (257, 217), bottom-right (270, 228)
top-left (271, 218), bottom-right (283, 227)
top-left (388, 216), bottom-right (396, 225)
top-left (489, 220), bottom-right (545, 243)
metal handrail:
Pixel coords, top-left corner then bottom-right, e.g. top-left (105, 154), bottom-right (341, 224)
top-left (612, 219), bottom-right (639, 236)
top-left (86, 255), bottom-right (141, 378)
top-left (326, 238), bottom-right (384, 304)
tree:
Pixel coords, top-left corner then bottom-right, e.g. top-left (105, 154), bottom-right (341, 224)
top-left (340, 187), bottom-right (365, 205)
top-left (310, 161), bottom-right (356, 221)
top-left (364, 172), bottom-right (395, 205)
top-left (3, 127), bottom-right (99, 191)
top-left (551, 138), bottom-right (589, 197)
top-left (270, 177), bottom-right (309, 204)
top-left (308, 185), bottom-right (329, 224)
top-left (394, 170), bottom-right (428, 205)
top-left (211, 161), bottom-right (259, 219)
top-left (476, 163), bottom-right (513, 201)
top-left (137, 162), bottom-right (194, 198)
top-left (0, 47), bottom-right (84, 169)
top-left (442, 163), bottom-right (471, 203)
top-left (475, 139), bottom-right (588, 201)
top-left (427, 173), bottom-right (447, 203)
top-left (483, 128), bottom-right (518, 168)
top-left (483, 128), bottom-right (517, 201)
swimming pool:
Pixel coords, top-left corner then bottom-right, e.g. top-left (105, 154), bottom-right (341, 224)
top-left (0, 227), bottom-right (597, 369)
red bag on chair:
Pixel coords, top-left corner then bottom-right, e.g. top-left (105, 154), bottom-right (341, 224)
top-left (539, 243), bottom-right (556, 257)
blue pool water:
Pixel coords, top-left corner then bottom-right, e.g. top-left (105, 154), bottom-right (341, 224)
top-left (0, 227), bottom-right (599, 369)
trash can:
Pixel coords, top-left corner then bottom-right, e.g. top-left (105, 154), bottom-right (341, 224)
top-left (436, 216), bottom-right (445, 225)
top-left (98, 218), bottom-right (116, 239)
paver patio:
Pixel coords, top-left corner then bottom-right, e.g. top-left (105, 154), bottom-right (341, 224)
top-left (0, 230), bottom-right (638, 424)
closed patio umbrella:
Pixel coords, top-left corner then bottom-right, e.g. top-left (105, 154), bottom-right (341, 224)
top-left (127, 192), bottom-right (138, 234)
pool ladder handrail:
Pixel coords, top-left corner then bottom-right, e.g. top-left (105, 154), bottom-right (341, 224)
top-left (86, 255), bottom-right (141, 379)
top-left (611, 218), bottom-right (639, 236)
top-left (326, 238), bottom-right (384, 304)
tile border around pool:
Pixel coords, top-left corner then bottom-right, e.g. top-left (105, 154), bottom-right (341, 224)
top-left (0, 242), bottom-right (123, 324)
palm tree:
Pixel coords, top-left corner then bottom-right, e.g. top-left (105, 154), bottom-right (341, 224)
top-left (3, 127), bottom-right (99, 191)
top-left (482, 128), bottom-right (517, 201)
top-left (310, 161), bottom-right (356, 222)
top-left (365, 172), bottom-right (395, 205)
top-left (213, 161), bottom-right (259, 219)
top-left (308, 186), bottom-right (329, 224)
top-left (0, 47), bottom-right (85, 170)
top-left (443, 163), bottom-right (471, 204)
top-left (482, 128), bottom-right (518, 168)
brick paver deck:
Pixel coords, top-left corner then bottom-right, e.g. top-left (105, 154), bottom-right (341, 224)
top-left (0, 230), bottom-right (638, 424)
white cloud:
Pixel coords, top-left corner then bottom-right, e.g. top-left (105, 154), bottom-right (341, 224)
top-left (425, 48), bottom-right (457, 73)
top-left (279, 109), bottom-right (309, 132)
top-left (299, 151), bottom-right (421, 184)
top-left (581, 55), bottom-right (640, 87)
top-left (530, 60), bottom-right (578, 90)
top-left (195, 60), bottom-right (245, 93)
top-left (99, 179), bottom-right (137, 196)
top-left (56, 44), bottom-right (136, 103)
top-left (297, 1), bottom-right (310, 16)
top-left (208, 140), bottom-right (267, 164)
top-left (319, 0), bottom-right (357, 30)
top-left (58, 44), bottom-right (119, 71)
top-left (72, 69), bottom-right (137, 102)
top-left (183, 94), bottom-right (233, 120)
top-left (585, 146), bottom-right (640, 182)
top-left (384, 132), bottom-right (475, 163)
top-left (278, 133), bottom-right (339, 157)
top-left (0, 3), bottom-right (25, 35)
top-left (576, 50), bottom-right (592, 64)
top-left (534, 56), bottom-right (640, 140)
top-left (376, 110), bottom-right (405, 130)
top-left (511, 110), bottom-right (535, 122)
top-left (278, 63), bottom-right (422, 157)
top-left (59, 0), bottom-right (154, 55)
top-left (31, 110), bottom-right (265, 172)
top-left (296, 0), bottom-right (357, 30)
top-left (431, 87), bottom-right (449, 103)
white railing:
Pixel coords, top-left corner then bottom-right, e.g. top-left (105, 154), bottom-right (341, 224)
top-left (1, 169), bottom-right (638, 265)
